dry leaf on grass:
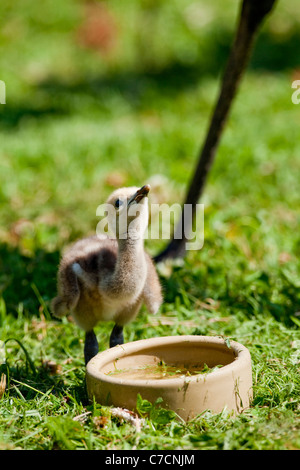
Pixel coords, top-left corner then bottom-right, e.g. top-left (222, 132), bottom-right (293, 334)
top-left (73, 411), bottom-right (92, 423)
top-left (0, 374), bottom-right (6, 399)
top-left (93, 415), bottom-right (109, 430)
top-left (111, 407), bottom-right (145, 433)
top-left (196, 298), bottom-right (221, 310)
top-left (42, 360), bottom-right (62, 375)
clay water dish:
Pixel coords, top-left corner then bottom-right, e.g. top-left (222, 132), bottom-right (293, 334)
top-left (86, 335), bottom-right (253, 420)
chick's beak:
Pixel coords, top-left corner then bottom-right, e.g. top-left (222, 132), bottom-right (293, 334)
top-left (128, 184), bottom-right (151, 206)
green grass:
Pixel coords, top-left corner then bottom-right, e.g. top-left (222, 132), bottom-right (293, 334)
top-left (0, 0), bottom-right (300, 450)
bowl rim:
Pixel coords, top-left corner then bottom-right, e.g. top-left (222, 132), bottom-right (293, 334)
top-left (86, 335), bottom-right (251, 388)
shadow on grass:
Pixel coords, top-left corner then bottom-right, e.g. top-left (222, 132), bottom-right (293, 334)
top-left (0, 360), bottom-right (88, 404)
top-left (0, 243), bottom-right (90, 403)
top-left (0, 102), bottom-right (68, 129)
top-left (160, 251), bottom-right (300, 328)
top-left (0, 243), bottom-right (59, 317)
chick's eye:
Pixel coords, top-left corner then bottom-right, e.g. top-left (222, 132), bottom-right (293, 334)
top-left (115, 199), bottom-right (123, 208)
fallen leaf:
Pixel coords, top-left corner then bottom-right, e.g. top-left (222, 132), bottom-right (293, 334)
top-left (105, 171), bottom-right (128, 188)
top-left (42, 360), bottom-right (62, 375)
top-left (196, 298), bottom-right (221, 310)
top-left (77, 1), bottom-right (117, 54)
top-left (110, 407), bottom-right (145, 433)
top-left (73, 411), bottom-right (92, 423)
top-left (0, 374), bottom-right (6, 399)
top-left (279, 252), bottom-right (292, 264)
top-left (93, 415), bottom-right (109, 429)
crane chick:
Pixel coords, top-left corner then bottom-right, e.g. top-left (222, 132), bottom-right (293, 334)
top-left (51, 185), bottom-right (162, 365)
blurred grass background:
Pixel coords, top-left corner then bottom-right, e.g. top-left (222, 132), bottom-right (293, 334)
top-left (0, 0), bottom-right (299, 322)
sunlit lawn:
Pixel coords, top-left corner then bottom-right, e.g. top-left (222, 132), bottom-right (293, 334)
top-left (0, 0), bottom-right (299, 450)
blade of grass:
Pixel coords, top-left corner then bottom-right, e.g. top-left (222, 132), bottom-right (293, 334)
top-left (10, 378), bottom-right (50, 397)
top-left (31, 283), bottom-right (52, 321)
top-left (5, 338), bottom-right (37, 375)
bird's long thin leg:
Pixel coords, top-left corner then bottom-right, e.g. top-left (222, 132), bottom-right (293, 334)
top-left (109, 324), bottom-right (124, 348)
top-left (84, 330), bottom-right (99, 365)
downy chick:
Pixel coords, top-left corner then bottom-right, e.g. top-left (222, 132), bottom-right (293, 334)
top-left (51, 185), bottom-right (163, 364)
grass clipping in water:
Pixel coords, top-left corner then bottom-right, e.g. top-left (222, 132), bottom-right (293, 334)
top-left (106, 360), bottom-right (223, 380)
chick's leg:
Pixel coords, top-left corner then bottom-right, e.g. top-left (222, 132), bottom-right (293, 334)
top-left (84, 330), bottom-right (99, 365)
top-left (109, 324), bottom-right (124, 348)
top-left (110, 299), bottom-right (142, 348)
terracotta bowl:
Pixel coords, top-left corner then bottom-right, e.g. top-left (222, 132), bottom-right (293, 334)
top-left (86, 335), bottom-right (253, 420)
